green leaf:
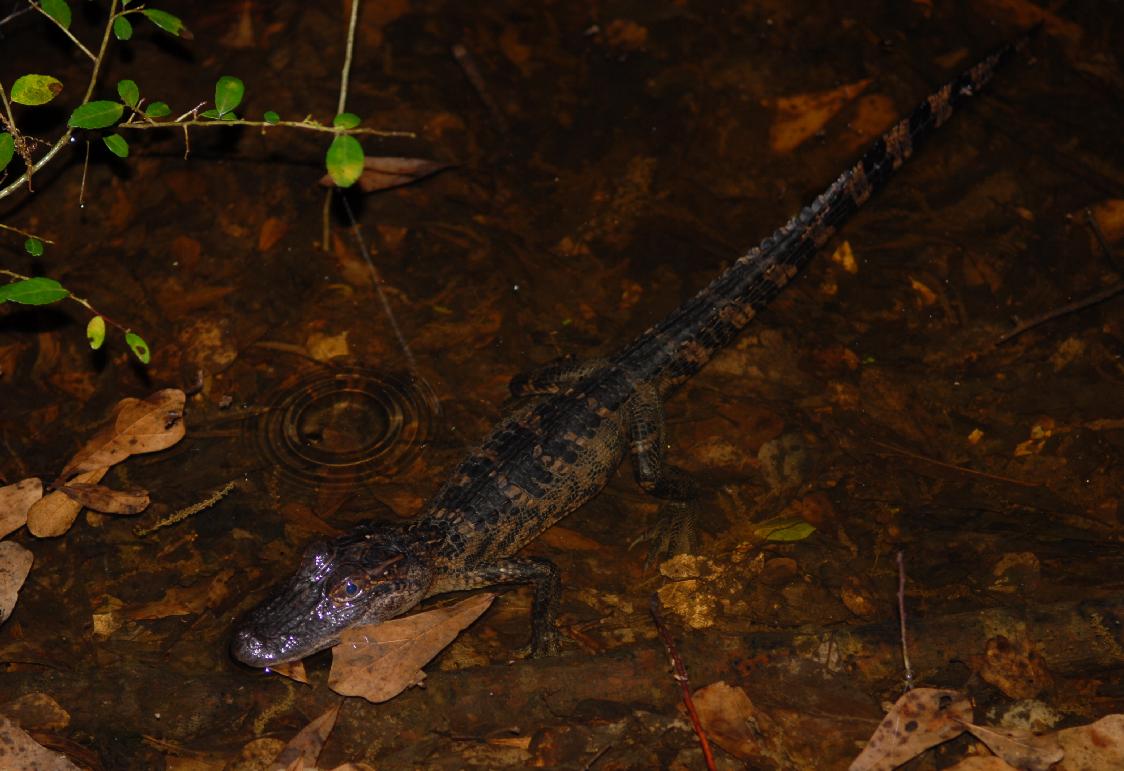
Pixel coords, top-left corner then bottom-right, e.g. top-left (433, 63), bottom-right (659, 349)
top-left (112, 15), bottom-right (133, 40)
top-left (263, 110), bottom-right (280, 124)
top-left (141, 8), bottom-right (192, 39)
top-left (10, 74), bottom-right (64, 106)
top-left (24, 238), bottom-right (45, 257)
top-left (125, 331), bottom-right (151, 364)
top-left (145, 101), bottom-right (170, 118)
top-left (39, 0), bottom-right (71, 29)
top-left (68, 100), bottom-right (124, 129)
top-left (332, 112), bottom-right (361, 129)
top-left (200, 108), bottom-right (220, 120)
top-left (117, 79), bottom-right (140, 108)
top-left (0, 133), bottom-right (13, 173)
top-left (103, 134), bottom-right (129, 157)
top-left (325, 135), bottom-right (364, 188)
top-left (87, 316), bottom-right (106, 350)
top-left (214, 76), bottom-right (244, 116)
top-left (0, 277), bottom-right (68, 305)
top-left (751, 516), bottom-right (816, 543)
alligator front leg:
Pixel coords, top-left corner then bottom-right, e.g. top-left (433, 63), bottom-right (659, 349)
top-left (429, 556), bottom-right (562, 656)
top-left (626, 382), bottom-right (700, 559)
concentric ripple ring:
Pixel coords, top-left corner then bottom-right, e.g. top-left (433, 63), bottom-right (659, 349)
top-left (252, 367), bottom-right (439, 489)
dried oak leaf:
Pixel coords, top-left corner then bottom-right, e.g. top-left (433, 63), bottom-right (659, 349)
top-left (0, 478), bottom-right (43, 539)
top-left (58, 483), bottom-right (150, 515)
top-left (961, 721), bottom-right (1063, 771)
top-left (27, 468), bottom-right (108, 538)
top-left (124, 568), bottom-right (234, 620)
top-left (0, 541), bottom-right (34, 624)
top-left (269, 660), bottom-right (309, 684)
top-left (318, 157), bottom-right (450, 193)
top-left (269, 704), bottom-right (340, 771)
top-left (0, 716), bottom-right (79, 770)
top-left (58, 389), bottom-right (186, 480)
top-left (850, 688), bottom-right (972, 771)
top-left (1054, 713), bottom-right (1124, 769)
top-left (691, 681), bottom-right (781, 763)
top-left (328, 593), bottom-right (495, 703)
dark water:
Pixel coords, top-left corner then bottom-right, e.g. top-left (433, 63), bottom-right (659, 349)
top-left (1, 0), bottom-right (1122, 767)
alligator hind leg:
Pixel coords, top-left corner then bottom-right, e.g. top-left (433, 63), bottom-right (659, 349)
top-left (427, 557), bottom-right (562, 657)
top-left (508, 355), bottom-right (608, 397)
top-left (626, 382), bottom-right (700, 560)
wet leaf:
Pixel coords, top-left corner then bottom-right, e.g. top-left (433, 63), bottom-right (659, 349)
top-left (325, 134), bottom-right (364, 188)
top-left (59, 389), bottom-right (186, 479)
top-left (116, 79), bottom-right (139, 108)
top-left (269, 660), bottom-right (308, 684)
top-left (68, 100), bottom-right (124, 130)
top-left (0, 541), bottom-right (34, 624)
top-left (102, 134), bottom-right (129, 158)
top-left (0, 132), bottom-right (13, 172)
top-left (961, 722), bottom-right (1062, 771)
top-left (141, 8), bottom-right (192, 39)
top-left (769, 78), bottom-right (871, 153)
top-left (27, 468), bottom-right (107, 537)
top-left (125, 568), bottom-right (233, 620)
top-left (145, 101), bottom-right (170, 119)
top-left (319, 156), bottom-right (450, 193)
top-left (0, 277), bottom-right (67, 305)
top-left (270, 704), bottom-right (340, 770)
top-left (1055, 714), bottom-right (1124, 768)
top-left (23, 238), bottom-right (44, 257)
top-left (850, 688), bottom-right (972, 770)
top-left (0, 478), bottom-right (43, 539)
top-left (332, 112), bottom-right (360, 129)
top-left (125, 331), bottom-right (150, 363)
top-left (111, 15), bottom-right (133, 40)
top-left (38, 0), bottom-right (71, 29)
top-left (328, 593), bottom-right (496, 703)
top-left (214, 75), bottom-right (244, 116)
top-left (692, 681), bottom-right (775, 761)
top-left (751, 515), bottom-right (816, 542)
top-left (86, 316), bottom-right (106, 350)
top-left (10, 74), bottom-right (63, 106)
top-left (0, 715), bottom-right (77, 770)
top-left (58, 483), bottom-right (149, 515)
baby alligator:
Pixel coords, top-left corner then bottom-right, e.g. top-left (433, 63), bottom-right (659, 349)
top-left (231, 31), bottom-right (1032, 667)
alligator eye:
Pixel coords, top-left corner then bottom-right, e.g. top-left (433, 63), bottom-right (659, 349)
top-left (344, 581), bottom-right (358, 596)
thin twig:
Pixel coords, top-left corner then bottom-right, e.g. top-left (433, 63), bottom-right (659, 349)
top-left (1087, 208), bottom-right (1123, 273)
top-left (995, 282), bottom-right (1124, 345)
top-left (118, 116), bottom-right (411, 137)
top-left (868, 438), bottom-right (1040, 488)
top-left (896, 551), bottom-right (914, 689)
top-left (650, 594), bottom-right (717, 771)
top-left (0, 223), bottom-right (53, 242)
top-left (30, 0), bottom-right (96, 60)
top-left (322, 0), bottom-right (363, 252)
top-left (340, 195), bottom-right (419, 375)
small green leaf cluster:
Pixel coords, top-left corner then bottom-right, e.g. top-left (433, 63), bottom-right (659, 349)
top-left (0, 277), bottom-right (150, 363)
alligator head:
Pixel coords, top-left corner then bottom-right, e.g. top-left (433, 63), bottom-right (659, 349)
top-left (230, 523), bottom-right (434, 667)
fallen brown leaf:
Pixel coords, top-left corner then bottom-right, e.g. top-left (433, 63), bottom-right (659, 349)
top-left (269, 659), bottom-right (309, 684)
top-left (1055, 713), bottom-right (1124, 769)
top-left (768, 78), bottom-right (871, 153)
top-left (59, 389), bottom-right (186, 480)
top-left (0, 716), bottom-right (79, 769)
top-left (328, 593), bottom-right (496, 703)
top-left (0, 478), bottom-right (42, 539)
top-left (0, 692), bottom-right (71, 732)
top-left (27, 468), bottom-right (108, 538)
top-left (59, 483), bottom-right (150, 515)
top-left (971, 635), bottom-right (1053, 699)
top-left (125, 569), bottom-right (234, 620)
top-left (850, 688), bottom-right (973, 770)
top-left (961, 721), bottom-right (1063, 771)
top-left (691, 681), bottom-right (781, 762)
top-left (319, 157), bottom-right (450, 193)
top-left (269, 704), bottom-right (340, 771)
top-left (0, 541), bottom-right (34, 624)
